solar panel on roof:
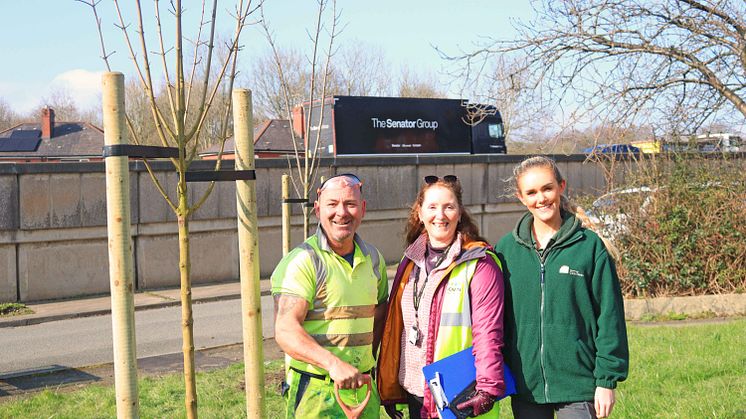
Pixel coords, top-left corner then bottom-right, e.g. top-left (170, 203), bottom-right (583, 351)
top-left (9, 130), bottom-right (41, 140)
top-left (0, 138), bottom-right (42, 152)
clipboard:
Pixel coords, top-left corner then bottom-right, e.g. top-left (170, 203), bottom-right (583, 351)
top-left (422, 346), bottom-right (516, 419)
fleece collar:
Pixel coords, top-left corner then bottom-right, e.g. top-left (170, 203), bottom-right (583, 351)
top-left (513, 210), bottom-right (583, 253)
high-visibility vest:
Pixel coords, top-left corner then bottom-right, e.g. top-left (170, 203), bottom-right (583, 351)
top-left (432, 252), bottom-right (501, 418)
top-left (286, 231), bottom-right (384, 376)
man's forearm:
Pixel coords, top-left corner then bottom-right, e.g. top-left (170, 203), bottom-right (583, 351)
top-left (275, 316), bottom-right (339, 371)
top-left (274, 294), bottom-right (338, 371)
top-left (276, 315), bottom-right (366, 388)
top-left (274, 293), bottom-right (367, 388)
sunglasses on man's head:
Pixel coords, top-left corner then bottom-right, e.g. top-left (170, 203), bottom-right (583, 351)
top-left (424, 175), bottom-right (458, 185)
top-left (317, 173), bottom-right (363, 195)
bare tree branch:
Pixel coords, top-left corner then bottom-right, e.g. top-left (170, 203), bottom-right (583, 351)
top-left (153, 0), bottom-right (177, 122)
top-left (452, 0), bottom-right (746, 137)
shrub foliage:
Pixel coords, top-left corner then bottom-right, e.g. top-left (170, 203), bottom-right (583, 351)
top-left (593, 153), bottom-right (746, 297)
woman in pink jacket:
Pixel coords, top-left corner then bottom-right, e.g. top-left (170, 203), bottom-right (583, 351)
top-left (377, 175), bottom-right (506, 418)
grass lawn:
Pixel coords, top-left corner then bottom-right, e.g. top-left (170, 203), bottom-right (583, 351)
top-left (0, 320), bottom-right (743, 418)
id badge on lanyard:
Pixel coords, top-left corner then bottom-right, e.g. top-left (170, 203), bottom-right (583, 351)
top-left (408, 324), bottom-right (420, 345)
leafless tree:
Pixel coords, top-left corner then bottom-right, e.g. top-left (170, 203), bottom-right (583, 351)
top-left (123, 78), bottom-right (159, 145)
top-left (452, 54), bottom-right (550, 143)
top-left (249, 47), bottom-right (317, 119)
top-left (259, 0), bottom-right (339, 237)
top-left (0, 98), bottom-right (22, 131)
top-left (23, 88), bottom-right (83, 123)
top-left (79, 1), bottom-right (259, 417)
top-left (333, 42), bottom-right (391, 96)
top-left (124, 73), bottom-right (230, 149)
top-left (398, 66), bottom-right (445, 98)
top-left (456, 0), bottom-right (746, 137)
top-left (249, 42), bottom-right (392, 120)
top-left (21, 87), bottom-right (103, 127)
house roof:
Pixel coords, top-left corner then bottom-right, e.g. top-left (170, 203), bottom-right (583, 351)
top-left (0, 121), bottom-right (104, 159)
top-left (201, 119), bottom-right (303, 156)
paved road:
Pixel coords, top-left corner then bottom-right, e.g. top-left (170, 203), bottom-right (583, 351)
top-left (0, 295), bottom-right (276, 376)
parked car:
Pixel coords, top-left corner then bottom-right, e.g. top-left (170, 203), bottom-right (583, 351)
top-left (585, 186), bottom-right (656, 239)
top-left (586, 181), bottom-right (746, 239)
top-left (583, 144), bottom-right (641, 154)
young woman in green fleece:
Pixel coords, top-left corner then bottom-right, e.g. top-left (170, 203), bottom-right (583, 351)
top-left (495, 156), bottom-right (629, 419)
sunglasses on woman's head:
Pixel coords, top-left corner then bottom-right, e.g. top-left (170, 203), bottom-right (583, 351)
top-left (424, 175), bottom-right (458, 185)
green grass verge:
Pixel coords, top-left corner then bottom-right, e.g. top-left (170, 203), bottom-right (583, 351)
top-left (1, 320), bottom-right (744, 418)
top-left (0, 303), bottom-right (32, 317)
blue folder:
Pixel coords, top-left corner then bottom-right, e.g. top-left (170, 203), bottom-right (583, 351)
top-left (422, 346), bottom-right (516, 419)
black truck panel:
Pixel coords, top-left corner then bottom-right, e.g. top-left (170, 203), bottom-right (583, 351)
top-left (302, 96), bottom-right (506, 156)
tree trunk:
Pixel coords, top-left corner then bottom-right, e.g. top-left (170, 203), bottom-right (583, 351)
top-left (178, 191), bottom-right (198, 419)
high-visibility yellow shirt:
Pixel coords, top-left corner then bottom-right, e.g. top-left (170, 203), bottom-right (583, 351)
top-left (271, 227), bottom-right (388, 375)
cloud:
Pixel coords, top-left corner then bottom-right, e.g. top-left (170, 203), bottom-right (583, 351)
top-left (50, 69), bottom-right (104, 111)
top-left (0, 69), bottom-right (105, 115)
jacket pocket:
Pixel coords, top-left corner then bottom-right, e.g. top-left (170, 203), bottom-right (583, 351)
top-left (575, 338), bottom-right (595, 371)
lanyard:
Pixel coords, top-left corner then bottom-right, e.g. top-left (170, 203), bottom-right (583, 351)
top-left (412, 244), bottom-right (451, 314)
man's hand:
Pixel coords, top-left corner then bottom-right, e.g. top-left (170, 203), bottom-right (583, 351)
top-left (329, 357), bottom-right (366, 389)
top-left (334, 375), bottom-right (372, 419)
top-left (594, 387), bottom-right (616, 418)
top-left (274, 294), bottom-right (371, 392)
top-left (455, 389), bottom-right (496, 417)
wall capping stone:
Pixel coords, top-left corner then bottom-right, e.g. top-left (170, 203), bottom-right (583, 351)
top-left (625, 293), bottom-right (746, 320)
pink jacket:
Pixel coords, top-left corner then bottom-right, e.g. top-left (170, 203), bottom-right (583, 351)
top-left (378, 237), bottom-right (506, 418)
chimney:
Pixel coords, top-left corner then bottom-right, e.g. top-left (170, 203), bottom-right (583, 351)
top-left (291, 104), bottom-right (305, 140)
top-left (41, 107), bottom-right (55, 139)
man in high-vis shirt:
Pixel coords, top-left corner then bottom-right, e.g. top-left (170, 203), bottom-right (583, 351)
top-left (271, 173), bottom-right (389, 418)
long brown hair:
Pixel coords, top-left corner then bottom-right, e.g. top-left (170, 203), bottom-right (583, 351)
top-left (512, 156), bottom-right (621, 260)
top-left (404, 177), bottom-right (485, 245)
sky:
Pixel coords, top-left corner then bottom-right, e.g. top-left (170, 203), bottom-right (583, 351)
top-left (0, 1), bottom-right (533, 116)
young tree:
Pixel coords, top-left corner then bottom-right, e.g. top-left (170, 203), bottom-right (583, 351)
top-left (456, 0), bottom-right (746, 135)
top-left (259, 0), bottom-right (340, 237)
top-left (80, 1), bottom-right (258, 417)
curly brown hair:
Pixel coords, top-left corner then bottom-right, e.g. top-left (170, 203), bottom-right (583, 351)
top-left (404, 177), bottom-right (486, 245)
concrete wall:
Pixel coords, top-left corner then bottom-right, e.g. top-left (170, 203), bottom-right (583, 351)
top-left (0, 154), bottom-right (612, 302)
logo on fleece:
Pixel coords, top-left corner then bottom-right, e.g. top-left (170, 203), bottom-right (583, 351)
top-left (559, 265), bottom-right (584, 278)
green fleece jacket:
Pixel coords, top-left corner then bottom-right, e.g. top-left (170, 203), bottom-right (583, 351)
top-left (495, 211), bottom-right (629, 404)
